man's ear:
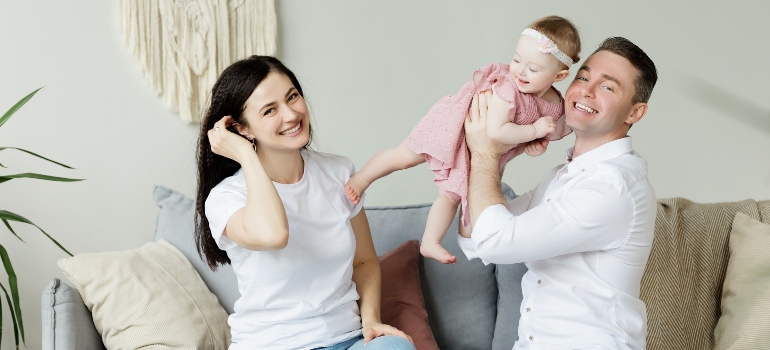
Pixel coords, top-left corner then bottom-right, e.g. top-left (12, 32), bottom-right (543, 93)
top-left (625, 102), bottom-right (648, 125)
top-left (553, 69), bottom-right (570, 83)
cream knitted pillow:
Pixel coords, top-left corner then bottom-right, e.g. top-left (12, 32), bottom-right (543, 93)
top-left (714, 212), bottom-right (770, 349)
top-left (58, 239), bottom-right (230, 349)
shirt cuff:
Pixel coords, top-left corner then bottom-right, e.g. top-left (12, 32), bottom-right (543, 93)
top-left (456, 232), bottom-right (480, 261)
top-left (474, 204), bottom-right (514, 262)
top-left (457, 204), bottom-right (511, 265)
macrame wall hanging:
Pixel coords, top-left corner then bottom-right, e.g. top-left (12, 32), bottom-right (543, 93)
top-left (119, 0), bottom-right (276, 123)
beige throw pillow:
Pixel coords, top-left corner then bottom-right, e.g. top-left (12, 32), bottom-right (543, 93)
top-left (58, 239), bottom-right (230, 349)
top-left (714, 212), bottom-right (770, 349)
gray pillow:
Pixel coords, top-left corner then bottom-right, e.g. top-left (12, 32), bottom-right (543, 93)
top-left (152, 185), bottom-right (239, 314)
top-left (41, 278), bottom-right (105, 350)
top-left (492, 263), bottom-right (528, 349)
top-left (366, 183), bottom-right (519, 350)
top-left (492, 185), bottom-right (528, 350)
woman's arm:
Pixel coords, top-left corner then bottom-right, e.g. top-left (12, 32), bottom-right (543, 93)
top-left (350, 209), bottom-right (413, 344)
top-left (209, 116), bottom-right (289, 250)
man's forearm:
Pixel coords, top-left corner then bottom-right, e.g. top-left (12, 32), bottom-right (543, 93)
top-left (468, 151), bottom-right (507, 228)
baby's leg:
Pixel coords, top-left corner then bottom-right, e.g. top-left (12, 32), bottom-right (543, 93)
top-left (420, 189), bottom-right (460, 264)
top-left (345, 143), bottom-right (424, 204)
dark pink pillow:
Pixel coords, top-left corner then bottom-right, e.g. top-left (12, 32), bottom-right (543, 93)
top-left (379, 240), bottom-right (439, 350)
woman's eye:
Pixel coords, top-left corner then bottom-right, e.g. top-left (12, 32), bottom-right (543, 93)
top-left (264, 108), bottom-right (275, 116)
top-left (288, 93), bottom-right (298, 101)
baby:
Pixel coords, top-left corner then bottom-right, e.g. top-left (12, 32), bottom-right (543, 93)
top-left (346, 16), bottom-right (580, 263)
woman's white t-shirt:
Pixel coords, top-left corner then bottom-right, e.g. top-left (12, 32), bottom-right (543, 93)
top-left (205, 150), bottom-right (365, 350)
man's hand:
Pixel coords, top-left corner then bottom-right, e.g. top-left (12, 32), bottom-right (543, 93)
top-left (465, 89), bottom-right (509, 159)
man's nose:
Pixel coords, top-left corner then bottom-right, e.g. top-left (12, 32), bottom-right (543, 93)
top-left (581, 83), bottom-right (596, 98)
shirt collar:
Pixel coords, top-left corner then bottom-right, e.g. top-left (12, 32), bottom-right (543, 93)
top-left (565, 137), bottom-right (633, 172)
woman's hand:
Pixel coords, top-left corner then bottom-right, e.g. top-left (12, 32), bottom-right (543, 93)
top-left (207, 115), bottom-right (254, 164)
top-left (465, 89), bottom-right (509, 159)
top-left (362, 322), bottom-right (414, 345)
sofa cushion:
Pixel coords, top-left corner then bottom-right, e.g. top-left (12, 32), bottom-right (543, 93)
top-left (41, 278), bottom-right (105, 350)
top-left (153, 185), bottom-right (240, 314)
top-left (379, 240), bottom-right (439, 350)
top-left (57, 239), bottom-right (231, 349)
top-left (713, 212), bottom-right (770, 349)
top-left (640, 198), bottom-right (769, 350)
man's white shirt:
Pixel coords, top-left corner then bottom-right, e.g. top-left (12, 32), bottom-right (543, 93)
top-left (458, 137), bottom-right (656, 350)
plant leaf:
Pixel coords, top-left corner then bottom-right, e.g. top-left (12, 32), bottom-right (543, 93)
top-left (0, 283), bottom-right (3, 348)
top-left (0, 249), bottom-right (24, 347)
top-left (1, 219), bottom-right (24, 243)
top-left (0, 211), bottom-right (72, 256)
top-left (0, 173), bottom-right (84, 185)
top-left (0, 87), bottom-right (43, 129)
top-left (0, 147), bottom-right (75, 169)
top-left (0, 282), bottom-right (20, 349)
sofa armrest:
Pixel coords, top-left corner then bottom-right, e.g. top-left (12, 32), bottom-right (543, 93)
top-left (41, 278), bottom-right (105, 350)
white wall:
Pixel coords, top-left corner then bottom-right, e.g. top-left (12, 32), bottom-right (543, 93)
top-left (1, 1), bottom-right (768, 348)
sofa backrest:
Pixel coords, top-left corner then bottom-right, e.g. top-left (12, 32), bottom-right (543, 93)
top-left (152, 184), bottom-right (526, 350)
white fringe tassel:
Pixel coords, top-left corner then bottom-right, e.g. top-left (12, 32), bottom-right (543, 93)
top-left (119, 0), bottom-right (277, 123)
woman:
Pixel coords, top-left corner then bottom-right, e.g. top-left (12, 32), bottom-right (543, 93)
top-left (194, 56), bottom-right (415, 350)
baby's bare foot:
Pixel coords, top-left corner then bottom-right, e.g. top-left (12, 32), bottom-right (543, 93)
top-left (420, 242), bottom-right (457, 264)
top-left (344, 175), bottom-right (369, 204)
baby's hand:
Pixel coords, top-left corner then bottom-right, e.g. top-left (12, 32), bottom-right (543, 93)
top-left (533, 116), bottom-right (556, 139)
top-left (524, 138), bottom-right (549, 157)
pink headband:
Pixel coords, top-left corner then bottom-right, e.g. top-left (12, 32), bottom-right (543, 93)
top-left (521, 28), bottom-right (574, 67)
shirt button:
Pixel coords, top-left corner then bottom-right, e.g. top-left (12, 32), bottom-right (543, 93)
top-left (537, 280), bottom-right (542, 284)
top-left (529, 336), bottom-right (534, 341)
top-left (526, 307), bottom-right (531, 312)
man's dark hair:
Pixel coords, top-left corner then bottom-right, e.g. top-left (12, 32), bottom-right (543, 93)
top-left (594, 37), bottom-right (657, 103)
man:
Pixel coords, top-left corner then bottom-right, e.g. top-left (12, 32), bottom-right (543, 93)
top-left (459, 37), bottom-right (658, 349)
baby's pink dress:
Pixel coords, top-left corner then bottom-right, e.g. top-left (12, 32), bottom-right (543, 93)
top-left (403, 63), bottom-right (571, 226)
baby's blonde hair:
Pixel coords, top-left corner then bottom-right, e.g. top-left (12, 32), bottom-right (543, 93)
top-left (528, 16), bottom-right (581, 68)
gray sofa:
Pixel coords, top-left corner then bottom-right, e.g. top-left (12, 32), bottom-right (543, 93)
top-left (42, 184), bottom-right (525, 350)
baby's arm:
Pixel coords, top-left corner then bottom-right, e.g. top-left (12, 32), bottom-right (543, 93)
top-left (488, 116), bottom-right (556, 146)
top-left (345, 143), bottom-right (425, 204)
top-left (482, 87), bottom-right (555, 146)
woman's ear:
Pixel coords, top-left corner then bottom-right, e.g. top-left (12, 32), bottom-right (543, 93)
top-left (232, 121), bottom-right (252, 139)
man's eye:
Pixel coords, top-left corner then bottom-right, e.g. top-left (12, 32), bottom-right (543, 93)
top-left (576, 76), bottom-right (588, 81)
top-left (602, 85), bottom-right (614, 92)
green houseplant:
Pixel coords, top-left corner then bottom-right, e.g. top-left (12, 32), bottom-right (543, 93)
top-left (0, 88), bottom-right (82, 348)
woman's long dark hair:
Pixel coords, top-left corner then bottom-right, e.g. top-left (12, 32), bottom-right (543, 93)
top-left (195, 55), bottom-right (311, 270)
